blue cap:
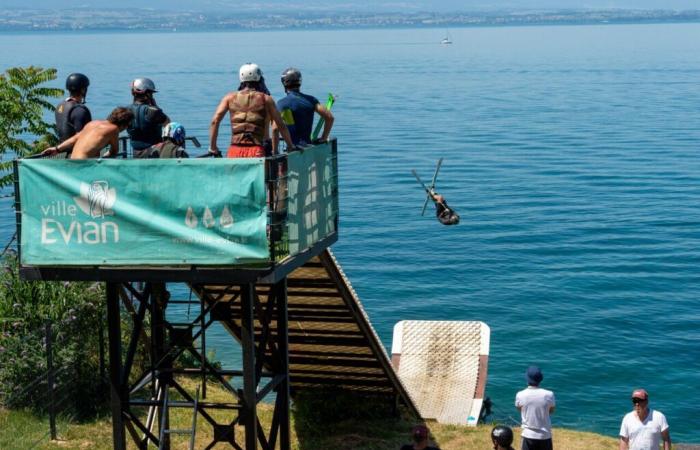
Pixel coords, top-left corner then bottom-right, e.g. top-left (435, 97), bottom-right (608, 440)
top-left (526, 366), bottom-right (543, 386)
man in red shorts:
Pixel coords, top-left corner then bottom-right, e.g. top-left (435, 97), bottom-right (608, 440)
top-left (208, 63), bottom-right (295, 158)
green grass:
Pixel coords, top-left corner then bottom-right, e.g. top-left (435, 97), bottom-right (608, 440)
top-left (1, 380), bottom-right (623, 450)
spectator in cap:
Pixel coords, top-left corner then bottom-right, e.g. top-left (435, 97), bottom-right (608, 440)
top-left (400, 424), bottom-right (440, 450)
top-left (515, 366), bottom-right (556, 450)
top-left (619, 388), bottom-right (671, 450)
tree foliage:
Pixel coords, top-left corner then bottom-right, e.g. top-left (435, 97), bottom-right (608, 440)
top-left (0, 253), bottom-right (107, 418)
top-left (0, 66), bottom-right (64, 188)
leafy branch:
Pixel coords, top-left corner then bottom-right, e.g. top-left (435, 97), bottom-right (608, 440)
top-left (0, 66), bottom-right (64, 188)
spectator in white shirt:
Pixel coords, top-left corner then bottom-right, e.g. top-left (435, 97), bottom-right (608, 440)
top-left (515, 366), bottom-right (556, 450)
top-left (619, 388), bottom-right (671, 450)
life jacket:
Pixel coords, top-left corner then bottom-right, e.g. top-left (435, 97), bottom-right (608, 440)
top-left (127, 103), bottom-right (163, 151)
top-left (55, 98), bottom-right (89, 143)
top-left (229, 90), bottom-right (267, 146)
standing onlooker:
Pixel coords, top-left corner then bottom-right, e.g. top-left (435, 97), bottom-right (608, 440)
top-left (400, 424), bottom-right (440, 450)
top-left (619, 388), bottom-right (671, 450)
top-left (127, 77), bottom-right (169, 158)
top-left (491, 425), bottom-right (516, 450)
top-left (208, 63), bottom-right (295, 158)
top-left (55, 73), bottom-right (92, 153)
top-left (515, 366), bottom-right (556, 450)
top-left (272, 67), bottom-right (334, 151)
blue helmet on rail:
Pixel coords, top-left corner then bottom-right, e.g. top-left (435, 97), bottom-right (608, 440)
top-left (162, 122), bottom-right (186, 146)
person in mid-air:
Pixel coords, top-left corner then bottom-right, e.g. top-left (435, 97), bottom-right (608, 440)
top-left (430, 190), bottom-right (460, 225)
top-left (127, 77), bottom-right (169, 157)
top-left (272, 67), bottom-right (334, 152)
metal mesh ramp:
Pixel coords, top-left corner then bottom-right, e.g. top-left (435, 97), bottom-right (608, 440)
top-left (194, 249), bottom-right (418, 414)
top-left (391, 320), bottom-right (490, 425)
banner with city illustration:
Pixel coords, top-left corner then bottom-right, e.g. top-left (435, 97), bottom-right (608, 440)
top-left (18, 158), bottom-right (269, 265)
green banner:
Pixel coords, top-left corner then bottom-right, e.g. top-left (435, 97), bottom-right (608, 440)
top-left (18, 158), bottom-right (269, 266)
top-left (286, 143), bottom-right (338, 255)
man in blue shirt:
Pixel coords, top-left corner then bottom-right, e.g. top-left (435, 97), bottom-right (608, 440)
top-left (272, 67), bottom-right (334, 152)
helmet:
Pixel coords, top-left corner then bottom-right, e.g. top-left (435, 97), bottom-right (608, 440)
top-left (131, 77), bottom-right (157, 94)
top-left (280, 67), bottom-right (302, 87)
top-left (65, 73), bottom-right (90, 93)
top-left (491, 426), bottom-right (514, 447)
top-left (239, 63), bottom-right (262, 82)
top-left (162, 122), bottom-right (186, 145)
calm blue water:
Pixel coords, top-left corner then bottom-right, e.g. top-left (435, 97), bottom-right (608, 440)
top-left (2, 23), bottom-right (700, 443)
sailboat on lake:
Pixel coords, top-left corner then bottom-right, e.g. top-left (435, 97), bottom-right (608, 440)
top-left (441, 29), bottom-right (453, 45)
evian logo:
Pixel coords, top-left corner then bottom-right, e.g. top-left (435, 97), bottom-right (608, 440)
top-left (74, 181), bottom-right (116, 219)
top-left (40, 179), bottom-right (119, 245)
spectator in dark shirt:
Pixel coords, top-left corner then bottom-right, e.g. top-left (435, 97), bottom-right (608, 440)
top-left (272, 67), bottom-right (334, 152)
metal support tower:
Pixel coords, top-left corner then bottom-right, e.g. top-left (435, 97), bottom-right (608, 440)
top-left (104, 278), bottom-right (292, 450)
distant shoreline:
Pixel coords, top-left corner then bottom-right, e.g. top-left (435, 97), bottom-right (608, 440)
top-left (1, 19), bottom-right (699, 35)
top-left (1, 8), bottom-right (699, 33)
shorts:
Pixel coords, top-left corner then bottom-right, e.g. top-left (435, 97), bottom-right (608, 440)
top-left (521, 437), bottom-right (553, 450)
top-left (227, 145), bottom-right (265, 158)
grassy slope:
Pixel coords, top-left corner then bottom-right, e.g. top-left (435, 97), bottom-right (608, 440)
top-left (1, 380), bottom-right (621, 450)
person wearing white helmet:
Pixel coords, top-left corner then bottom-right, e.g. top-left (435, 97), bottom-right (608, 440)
top-left (272, 67), bottom-right (334, 151)
top-left (127, 77), bottom-right (170, 157)
top-left (209, 63), bottom-right (296, 158)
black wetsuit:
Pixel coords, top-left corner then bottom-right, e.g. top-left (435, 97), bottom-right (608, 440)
top-left (436, 199), bottom-right (460, 225)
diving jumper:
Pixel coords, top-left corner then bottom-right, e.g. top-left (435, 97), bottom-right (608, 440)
top-left (411, 158), bottom-right (460, 226)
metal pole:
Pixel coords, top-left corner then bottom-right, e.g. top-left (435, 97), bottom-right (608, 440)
top-left (200, 294), bottom-right (207, 400)
top-left (46, 321), bottom-right (57, 440)
top-left (152, 282), bottom-right (170, 450)
top-left (98, 308), bottom-right (106, 388)
top-left (275, 279), bottom-right (291, 450)
top-left (106, 282), bottom-right (126, 450)
top-left (241, 283), bottom-right (257, 450)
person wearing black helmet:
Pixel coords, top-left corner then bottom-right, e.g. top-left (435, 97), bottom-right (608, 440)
top-left (491, 425), bottom-right (516, 450)
top-left (127, 77), bottom-right (169, 158)
top-left (55, 73), bottom-right (92, 153)
top-left (272, 67), bottom-right (334, 152)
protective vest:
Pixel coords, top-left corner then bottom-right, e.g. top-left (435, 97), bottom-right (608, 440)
top-left (55, 99), bottom-right (88, 143)
top-left (127, 103), bottom-right (163, 151)
top-left (229, 90), bottom-right (267, 146)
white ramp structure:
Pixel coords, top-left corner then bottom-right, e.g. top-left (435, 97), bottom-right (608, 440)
top-left (391, 321), bottom-right (490, 425)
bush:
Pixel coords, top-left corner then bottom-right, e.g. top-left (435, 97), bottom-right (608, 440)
top-left (0, 253), bottom-right (107, 419)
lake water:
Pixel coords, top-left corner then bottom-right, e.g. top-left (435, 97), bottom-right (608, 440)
top-left (1, 23), bottom-right (699, 443)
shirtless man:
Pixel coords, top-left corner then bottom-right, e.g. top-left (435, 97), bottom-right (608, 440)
top-left (209, 63), bottom-right (296, 157)
top-left (43, 107), bottom-right (133, 160)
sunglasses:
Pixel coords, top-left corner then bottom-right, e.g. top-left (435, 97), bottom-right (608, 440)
top-left (631, 398), bottom-right (647, 404)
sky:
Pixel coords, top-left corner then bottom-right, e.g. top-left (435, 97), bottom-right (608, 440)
top-left (5, 0), bottom-right (700, 12)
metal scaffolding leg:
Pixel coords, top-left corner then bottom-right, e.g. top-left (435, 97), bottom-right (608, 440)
top-left (106, 282), bottom-right (126, 450)
top-left (241, 283), bottom-right (258, 450)
top-left (274, 279), bottom-right (291, 450)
